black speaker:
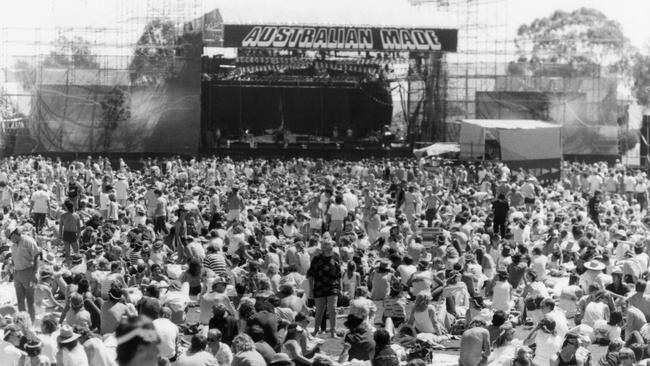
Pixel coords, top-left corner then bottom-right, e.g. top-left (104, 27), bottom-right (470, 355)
top-left (642, 115), bottom-right (650, 167)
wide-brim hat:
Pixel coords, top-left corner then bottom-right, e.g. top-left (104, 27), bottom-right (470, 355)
top-left (584, 260), bottom-right (606, 271)
top-left (57, 325), bottom-right (81, 343)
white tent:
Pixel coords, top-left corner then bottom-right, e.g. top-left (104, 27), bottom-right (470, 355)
top-left (459, 119), bottom-right (561, 161)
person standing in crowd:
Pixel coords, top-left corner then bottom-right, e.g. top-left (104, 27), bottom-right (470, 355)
top-left (588, 190), bottom-right (602, 227)
top-left (520, 177), bottom-right (537, 212)
top-left (60, 199), bottom-right (82, 266)
top-left (491, 194), bottom-right (509, 238)
top-left (327, 195), bottom-right (348, 240)
top-left (307, 239), bottom-right (341, 338)
top-left (153, 189), bottom-right (168, 235)
top-left (226, 184), bottom-right (245, 223)
top-left (7, 226), bottom-right (40, 322)
top-left (30, 183), bottom-right (51, 234)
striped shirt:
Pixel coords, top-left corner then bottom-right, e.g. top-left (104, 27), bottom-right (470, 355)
top-left (129, 250), bottom-right (142, 266)
top-left (203, 253), bottom-right (227, 275)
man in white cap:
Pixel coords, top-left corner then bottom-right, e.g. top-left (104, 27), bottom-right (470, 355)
top-left (7, 226), bottom-right (40, 321)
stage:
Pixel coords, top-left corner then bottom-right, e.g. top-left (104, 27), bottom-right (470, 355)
top-left (207, 142), bottom-right (413, 159)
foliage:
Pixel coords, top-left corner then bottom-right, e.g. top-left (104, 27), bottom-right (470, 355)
top-left (619, 128), bottom-right (639, 155)
top-left (100, 87), bottom-right (131, 151)
top-left (42, 35), bottom-right (100, 69)
top-left (631, 52), bottom-right (650, 106)
top-left (513, 8), bottom-right (633, 77)
top-left (130, 19), bottom-right (177, 84)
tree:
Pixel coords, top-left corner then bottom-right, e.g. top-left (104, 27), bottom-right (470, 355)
top-left (513, 8), bottom-right (633, 77)
top-left (631, 52), bottom-right (650, 106)
top-left (100, 87), bottom-right (130, 151)
top-left (42, 35), bottom-right (100, 69)
top-left (130, 19), bottom-right (177, 84)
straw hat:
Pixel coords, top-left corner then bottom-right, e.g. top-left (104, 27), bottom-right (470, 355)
top-left (584, 260), bottom-right (606, 271)
top-left (57, 325), bottom-right (81, 343)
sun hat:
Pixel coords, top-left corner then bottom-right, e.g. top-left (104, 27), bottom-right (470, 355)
top-left (583, 260), bottom-right (606, 271)
top-left (57, 325), bottom-right (81, 343)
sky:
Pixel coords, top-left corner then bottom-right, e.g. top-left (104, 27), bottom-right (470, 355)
top-left (1, 0), bottom-right (650, 55)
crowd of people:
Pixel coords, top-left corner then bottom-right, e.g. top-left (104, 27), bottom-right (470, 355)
top-left (0, 155), bottom-right (650, 366)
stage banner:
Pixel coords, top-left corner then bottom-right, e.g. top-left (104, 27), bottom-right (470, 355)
top-left (223, 25), bottom-right (457, 52)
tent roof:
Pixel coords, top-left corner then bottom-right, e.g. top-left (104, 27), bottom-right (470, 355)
top-left (413, 142), bottom-right (459, 158)
top-left (210, 1), bottom-right (457, 29)
top-left (461, 119), bottom-right (560, 130)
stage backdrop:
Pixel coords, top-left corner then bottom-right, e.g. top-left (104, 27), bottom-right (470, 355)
top-left (201, 81), bottom-right (392, 146)
top-left (8, 64), bottom-right (201, 154)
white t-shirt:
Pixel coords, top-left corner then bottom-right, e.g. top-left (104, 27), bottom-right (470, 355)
top-left (624, 176), bottom-right (636, 192)
top-left (582, 302), bottom-right (609, 328)
top-left (31, 190), bottom-right (50, 214)
top-left (531, 255), bottom-right (548, 281)
top-left (114, 180), bottom-right (129, 200)
top-left (0, 341), bottom-right (23, 366)
top-left (587, 175), bottom-right (603, 194)
top-left (328, 204), bottom-right (348, 221)
top-left (99, 192), bottom-right (110, 211)
top-left (491, 281), bottom-right (513, 312)
top-left (62, 344), bottom-right (89, 366)
top-left (532, 332), bottom-right (562, 366)
top-left (153, 317), bottom-right (179, 359)
top-left (342, 192), bottom-right (359, 212)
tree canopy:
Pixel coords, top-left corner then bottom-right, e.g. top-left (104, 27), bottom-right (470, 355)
top-left (129, 19), bottom-right (177, 84)
top-left (42, 35), bottom-right (100, 69)
top-left (512, 8), bottom-right (633, 77)
top-left (100, 87), bottom-right (130, 151)
top-left (632, 52), bottom-right (650, 106)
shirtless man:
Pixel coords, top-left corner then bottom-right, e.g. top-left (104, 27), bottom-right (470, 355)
top-left (59, 199), bottom-right (82, 265)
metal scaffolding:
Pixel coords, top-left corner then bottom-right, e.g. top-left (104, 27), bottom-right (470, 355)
top-left (0, 0), bottom-right (204, 154)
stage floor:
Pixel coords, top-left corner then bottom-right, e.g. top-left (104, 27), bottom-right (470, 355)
top-left (205, 144), bottom-right (414, 159)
